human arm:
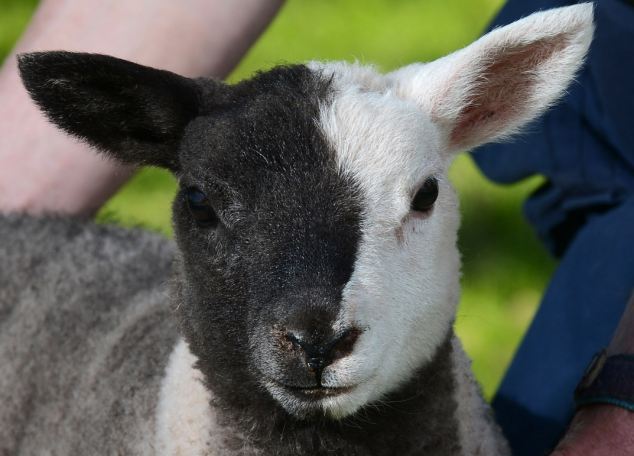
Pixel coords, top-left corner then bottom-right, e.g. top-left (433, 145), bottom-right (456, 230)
top-left (0, 0), bottom-right (283, 216)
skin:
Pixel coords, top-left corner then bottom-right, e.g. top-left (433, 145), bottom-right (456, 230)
top-left (552, 294), bottom-right (634, 456)
top-left (0, 0), bottom-right (284, 216)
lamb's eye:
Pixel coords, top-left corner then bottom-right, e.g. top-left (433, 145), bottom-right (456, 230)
top-left (185, 187), bottom-right (218, 228)
top-left (411, 177), bottom-right (439, 213)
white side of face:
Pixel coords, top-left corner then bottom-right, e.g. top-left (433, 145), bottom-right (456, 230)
top-left (298, 3), bottom-right (593, 419)
top-left (308, 61), bottom-right (461, 418)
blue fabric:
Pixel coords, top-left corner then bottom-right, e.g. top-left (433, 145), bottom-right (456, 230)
top-left (492, 199), bottom-right (634, 455)
top-left (471, 1), bottom-right (634, 454)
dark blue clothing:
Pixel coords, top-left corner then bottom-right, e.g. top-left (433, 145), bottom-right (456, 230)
top-left (472, 1), bottom-right (634, 454)
top-left (491, 200), bottom-right (634, 455)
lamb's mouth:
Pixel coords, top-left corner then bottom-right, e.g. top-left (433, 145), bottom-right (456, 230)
top-left (284, 384), bottom-right (355, 399)
top-left (264, 378), bottom-right (371, 418)
top-left (268, 379), bottom-right (356, 400)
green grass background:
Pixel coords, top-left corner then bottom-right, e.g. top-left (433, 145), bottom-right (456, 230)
top-left (1, 0), bottom-right (555, 398)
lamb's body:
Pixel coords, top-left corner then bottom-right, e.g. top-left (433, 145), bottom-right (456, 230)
top-left (0, 216), bottom-right (176, 454)
top-left (0, 215), bottom-right (504, 455)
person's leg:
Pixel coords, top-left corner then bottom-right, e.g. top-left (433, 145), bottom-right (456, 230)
top-left (493, 199), bottom-right (634, 455)
top-left (0, 0), bottom-right (283, 216)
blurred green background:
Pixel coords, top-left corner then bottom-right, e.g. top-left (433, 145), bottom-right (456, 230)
top-left (1, 0), bottom-right (555, 398)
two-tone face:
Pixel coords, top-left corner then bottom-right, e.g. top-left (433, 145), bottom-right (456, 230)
top-left (19, 1), bottom-right (592, 421)
top-left (171, 63), bottom-right (462, 419)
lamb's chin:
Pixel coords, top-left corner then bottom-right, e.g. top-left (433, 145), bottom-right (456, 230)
top-left (264, 379), bottom-right (379, 420)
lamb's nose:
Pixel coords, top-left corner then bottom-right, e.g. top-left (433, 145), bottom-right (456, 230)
top-left (286, 328), bottom-right (361, 373)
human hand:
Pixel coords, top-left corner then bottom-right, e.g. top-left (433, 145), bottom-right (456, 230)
top-left (551, 404), bottom-right (634, 455)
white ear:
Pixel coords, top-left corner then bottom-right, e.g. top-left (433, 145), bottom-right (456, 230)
top-left (388, 3), bottom-right (594, 153)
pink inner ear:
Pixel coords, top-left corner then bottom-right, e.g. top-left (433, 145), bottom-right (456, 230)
top-left (449, 34), bottom-right (569, 150)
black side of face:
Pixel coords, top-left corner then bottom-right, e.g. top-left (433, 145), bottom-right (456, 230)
top-left (172, 65), bottom-right (363, 410)
top-left (18, 52), bottom-right (363, 417)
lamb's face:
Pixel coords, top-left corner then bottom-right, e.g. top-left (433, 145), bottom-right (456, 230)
top-left (18, 1), bottom-right (593, 422)
top-left (172, 63), bottom-right (460, 419)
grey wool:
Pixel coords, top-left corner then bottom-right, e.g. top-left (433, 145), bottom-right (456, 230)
top-left (0, 215), bottom-right (176, 454)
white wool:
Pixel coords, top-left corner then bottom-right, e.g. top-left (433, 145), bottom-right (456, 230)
top-left (155, 339), bottom-right (215, 455)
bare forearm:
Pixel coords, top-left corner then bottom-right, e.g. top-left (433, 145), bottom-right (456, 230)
top-left (0, 0), bottom-right (283, 216)
top-left (12, 0), bottom-right (284, 78)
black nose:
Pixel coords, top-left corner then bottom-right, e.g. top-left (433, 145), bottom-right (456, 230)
top-left (286, 328), bottom-right (361, 374)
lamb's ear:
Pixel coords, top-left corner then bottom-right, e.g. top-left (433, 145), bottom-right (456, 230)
top-left (388, 3), bottom-right (594, 153)
top-left (18, 51), bottom-right (206, 170)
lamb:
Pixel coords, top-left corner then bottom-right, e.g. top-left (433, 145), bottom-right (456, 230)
top-left (0, 4), bottom-right (593, 455)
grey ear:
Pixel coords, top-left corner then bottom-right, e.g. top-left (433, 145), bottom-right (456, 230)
top-left (18, 51), bottom-right (210, 170)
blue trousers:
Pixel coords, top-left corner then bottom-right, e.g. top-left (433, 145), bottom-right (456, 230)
top-left (472, 1), bottom-right (634, 454)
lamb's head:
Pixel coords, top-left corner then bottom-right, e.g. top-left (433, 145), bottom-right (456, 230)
top-left (19, 4), bottom-right (593, 420)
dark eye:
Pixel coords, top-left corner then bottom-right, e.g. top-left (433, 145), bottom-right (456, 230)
top-left (185, 187), bottom-right (219, 228)
top-left (411, 177), bottom-right (439, 213)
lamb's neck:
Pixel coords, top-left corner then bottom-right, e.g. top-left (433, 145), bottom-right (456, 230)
top-left (156, 334), bottom-right (501, 455)
top-left (450, 338), bottom-right (511, 456)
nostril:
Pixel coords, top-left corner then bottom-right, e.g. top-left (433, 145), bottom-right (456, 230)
top-left (282, 327), bottom-right (362, 372)
top-left (306, 356), bottom-right (324, 372)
